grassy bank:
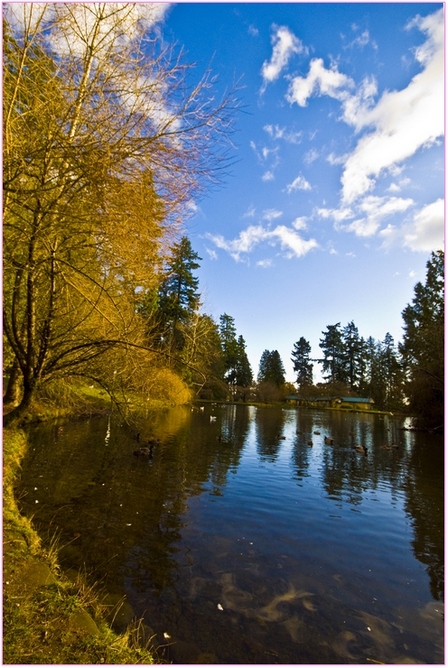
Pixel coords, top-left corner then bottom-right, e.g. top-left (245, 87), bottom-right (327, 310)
top-left (3, 397), bottom-right (160, 664)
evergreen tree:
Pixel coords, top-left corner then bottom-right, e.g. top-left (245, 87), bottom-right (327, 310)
top-left (319, 324), bottom-right (346, 385)
top-left (257, 350), bottom-right (286, 387)
top-left (291, 337), bottom-right (313, 389)
top-left (381, 333), bottom-right (403, 409)
top-left (235, 335), bottom-right (253, 388)
top-left (158, 237), bottom-right (202, 354)
top-left (219, 313), bottom-right (239, 384)
top-left (399, 250), bottom-right (444, 428)
top-left (342, 321), bottom-right (363, 390)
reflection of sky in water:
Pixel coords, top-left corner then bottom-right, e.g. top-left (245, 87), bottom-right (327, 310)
top-left (20, 406), bottom-right (443, 664)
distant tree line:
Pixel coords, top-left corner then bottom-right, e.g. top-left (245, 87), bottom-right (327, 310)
top-left (290, 250), bottom-right (444, 428)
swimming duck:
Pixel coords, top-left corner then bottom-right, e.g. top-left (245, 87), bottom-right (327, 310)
top-left (307, 440), bottom-right (313, 447)
top-left (354, 444), bottom-right (368, 455)
top-left (324, 436), bottom-right (334, 445)
top-left (133, 445), bottom-right (153, 457)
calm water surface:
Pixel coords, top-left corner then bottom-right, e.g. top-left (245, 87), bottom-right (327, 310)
top-left (19, 405), bottom-right (444, 664)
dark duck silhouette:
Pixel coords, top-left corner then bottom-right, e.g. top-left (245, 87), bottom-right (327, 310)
top-left (133, 444), bottom-right (154, 458)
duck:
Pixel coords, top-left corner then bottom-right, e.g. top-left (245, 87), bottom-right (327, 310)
top-left (354, 444), bottom-right (368, 455)
top-left (307, 440), bottom-right (313, 447)
top-left (313, 431), bottom-right (321, 435)
top-left (133, 445), bottom-right (153, 458)
top-left (278, 435), bottom-right (286, 440)
top-left (324, 436), bottom-right (334, 445)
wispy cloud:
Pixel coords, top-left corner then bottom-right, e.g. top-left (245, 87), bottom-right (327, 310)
top-left (262, 208), bottom-right (283, 222)
top-left (340, 8), bottom-right (444, 203)
top-left (319, 195), bottom-right (414, 238)
top-left (205, 221), bottom-right (318, 262)
top-left (286, 58), bottom-right (354, 107)
top-left (286, 174), bottom-right (312, 193)
top-left (264, 124), bottom-right (303, 144)
top-left (248, 24), bottom-right (259, 37)
top-left (205, 247), bottom-right (218, 260)
top-left (380, 198), bottom-right (444, 251)
top-left (283, 8), bottom-right (443, 211)
top-left (261, 25), bottom-right (306, 91)
top-left (256, 259), bottom-right (273, 268)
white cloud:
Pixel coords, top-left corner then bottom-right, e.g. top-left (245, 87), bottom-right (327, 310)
top-left (387, 177), bottom-right (411, 194)
top-left (205, 222), bottom-right (318, 261)
top-left (262, 209), bottom-right (283, 222)
top-left (340, 75), bottom-right (378, 129)
top-left (261, 25), bottom-right (306, 89)
top-left (205, 248), bottom-right (218, 260)
top-left (262, 171), bottom-right (275, 182)
top-left (256, 259), bottom-right (273, 268)
top-left (248, 24), bottom-right (259, 37)
top-left (317, 206), bottom-right (354, 223)
top-left (304, 148), bottom-right (320, 164)
top-left (243, 205), bottom-right (256, 218)
top-left (319, 195), bottom-right (414, 237)
top-left (292, 217), bottom-right (308, 230)
top-left (380, 198), bottom-right (444, 251)
top-left (340, 8), bottom-right (444, 203)
top-left (286, 174), bottom-right (312, 193)
top-left (264, 124), bottom-right (303, 144)
top-left (286, 58), bottom-right (354, 107)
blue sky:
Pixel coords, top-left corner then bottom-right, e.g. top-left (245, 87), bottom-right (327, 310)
top-left (162, 2), bottom-right (444, 383)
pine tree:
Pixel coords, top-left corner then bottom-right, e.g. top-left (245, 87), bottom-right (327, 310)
top-left (158, 237), bottom-right (202, 354)
top-left (291, 337), bottom-right (313, 389)
top-left (399, 250), bottom-right (444, 428)
top-left (342, 321), bottom-right (363, 391)
top-left (257, 350), bottom-right (285, 387)
top-left (219, 313), bottom-right (239, 384)
top-left (235, 335), bottom-right (253, 388)
top-left (319, 324), bottom-right (346, 386)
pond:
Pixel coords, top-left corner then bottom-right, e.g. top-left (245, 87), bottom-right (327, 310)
top-left (18, 405), bottom-right (443, 664)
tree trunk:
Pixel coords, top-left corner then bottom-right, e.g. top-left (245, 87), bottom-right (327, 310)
top-left (3, 380), bottom-right (35, 427)
top-left (3, 357), bottom-right (22, 406)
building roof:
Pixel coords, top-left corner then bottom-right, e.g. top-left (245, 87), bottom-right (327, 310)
top-left (339, 397), bottom-right (374, 403)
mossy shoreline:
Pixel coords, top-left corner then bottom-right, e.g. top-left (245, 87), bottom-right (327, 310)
top-left (3, 391), bottom-right (161, 665)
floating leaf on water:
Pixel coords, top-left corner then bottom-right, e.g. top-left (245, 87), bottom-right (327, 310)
top-left (163, 632), bottom-right (171, 639)
top-left (302, 598), bottom-right (317, 612)
top-left (217, 603), bottom-right (224, 611)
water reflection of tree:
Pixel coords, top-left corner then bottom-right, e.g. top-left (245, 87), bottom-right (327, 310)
top-left (402, 436), bottom-right (444, 601)
top-left (255, 408), bottom-right (286, 461)
top-left (19, 406), bottom-right (253, 599)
